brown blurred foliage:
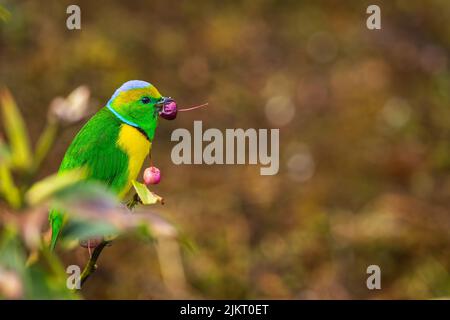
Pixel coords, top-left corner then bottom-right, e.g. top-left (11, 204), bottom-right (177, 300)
top-left (1, 0), bottom-right (450, 299)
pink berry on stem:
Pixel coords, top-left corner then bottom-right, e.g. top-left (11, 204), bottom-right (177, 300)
top-left (144, 166), bottom-right (161, 185)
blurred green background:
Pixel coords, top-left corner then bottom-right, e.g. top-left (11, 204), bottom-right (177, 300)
top-left (1, 0), bottom-right (450, 299)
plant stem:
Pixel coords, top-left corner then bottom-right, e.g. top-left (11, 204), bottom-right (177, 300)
top-left (80, 240), bottom-right (110, 287)
top-left (80, 191), bottom-right (141, 287)
top-left (126, 193), bottom-right (141, 210)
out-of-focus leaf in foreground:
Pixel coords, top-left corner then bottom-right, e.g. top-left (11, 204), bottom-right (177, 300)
top-left (0, 227), bottom-right (25, 299)
top-left (0, 5), bottom-right (11, 23)
top-left (25, 168), bottom-right (88, 206)
top-left (0, 88), bottom-right (32, 170)
top-left (62, 219), bottom-right (117, 244)
top-left (0, 135), bottom-right (11, 163)
top-left (0, 266), bottom-right (23, 299)
top-left (0, 226), bottom-right (77, 299)
top-left (0, 164), bottom-right (21, 209)
top-left (51, 182), bottom-right (176, 241)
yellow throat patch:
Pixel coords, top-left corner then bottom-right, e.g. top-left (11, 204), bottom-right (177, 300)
top-left (117, 124), bottom-right (151, 198)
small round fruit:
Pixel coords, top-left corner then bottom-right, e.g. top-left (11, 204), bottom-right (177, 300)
top-left (143, 166), bottom-right (161, 185)
top-left (159, 100), bottom-right (177, 120)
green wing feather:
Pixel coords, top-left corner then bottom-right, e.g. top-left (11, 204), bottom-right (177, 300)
top-left (49, 108), bottom-right (129, 250)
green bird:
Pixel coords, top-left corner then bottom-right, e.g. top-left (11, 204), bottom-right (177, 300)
top-left (49, 80), bottom-right (176, 250)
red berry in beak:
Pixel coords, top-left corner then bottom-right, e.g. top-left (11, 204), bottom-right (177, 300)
top-left (143, 166), bottom-right (161, 185)
top-left (159, 100), bottom-right (177, 120)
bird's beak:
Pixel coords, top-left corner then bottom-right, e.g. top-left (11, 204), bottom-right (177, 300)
top-left (158, 97), bottom-right (177, 120)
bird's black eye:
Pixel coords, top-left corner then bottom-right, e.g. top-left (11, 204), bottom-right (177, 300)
top-left (141, 97), bottom-right (151, 104)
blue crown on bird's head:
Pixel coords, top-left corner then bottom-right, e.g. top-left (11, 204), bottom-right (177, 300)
top-left (107, 80), bottom-right (158, 108)
top-left (108, 80), bottom-right (153, 104)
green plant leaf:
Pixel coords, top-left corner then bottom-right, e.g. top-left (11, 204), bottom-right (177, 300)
top-left (132, 180), bottom-right (164, 205)
top-left (52, 186), bottom-right (176, 239)
top-left (0, 88), bottom-right (32, 171)
top-left (32, 122), bottom-right (59, 173)
top-left (25, 168), bottom-right (88, 206)
top-left (61, 219), bottom-right (118, 242)
top-left (0, 137), bottom-right (11, 163)
top-left (0, 164), bottom-right (21, 208)
top-left (0, 5), bottom-right (11, 23)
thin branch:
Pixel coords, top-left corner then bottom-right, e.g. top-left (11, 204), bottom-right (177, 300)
top-left (79, 191), bottom-right (141, 287)
top-left (80, 240), bottom-right (110, 287)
